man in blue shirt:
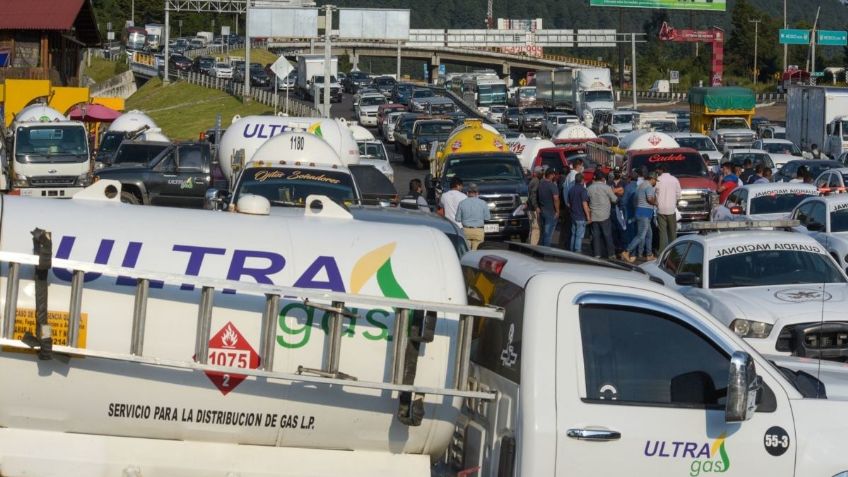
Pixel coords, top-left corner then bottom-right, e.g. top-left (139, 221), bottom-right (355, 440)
top-left (537, 169), bottom-right (561, 246)
top-left (455, 183), bottom-right (491, 250)
top-left (566, 172), bottom-right (590, 253)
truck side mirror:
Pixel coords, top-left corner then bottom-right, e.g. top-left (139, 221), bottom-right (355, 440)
top-left (674, 272), bottom-right (701, 287)
top-left (726, 351), bottom-right (761, 423)
top-left (204, 188), bottom-right (230, 211)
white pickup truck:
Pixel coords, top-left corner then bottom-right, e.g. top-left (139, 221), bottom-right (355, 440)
top-left (449, 242), bottom-right (848, 477)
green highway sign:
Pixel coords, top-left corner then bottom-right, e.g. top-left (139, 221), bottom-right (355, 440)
top-left (590, 0), bottom-right (725, 11)
top-left (779, 29), bottom-right (810, 45)
top-left (811, 72), bottom-right (825, 77)
top-left (817, 30), bottom-right (848, 46)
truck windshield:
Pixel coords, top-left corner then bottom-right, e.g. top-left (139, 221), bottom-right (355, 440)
top-left (478, 84), bottom-right (507, 105)
top-left (360, 96), bottom-right (386, 106)
top-left (761, 142), bottom-right (801, 155)
top-left (613, 113), bottom-right (633, 124)
top-left (519, 88), bottom-right (536, 99)
top-left (98, 131), bottom-right (125, 156)
top-left (585, 90), bottom-right (613, 103)
top-left (709, 250), bottom-right (845, 288)
top-left (715, 118), bottom-right (749, 129)
top-left (236, 168), bottom-right (356, 207)
top-left (417, 122), bottom-right (454, 135)
top-left (648, 121), bottom-right (677, 132)
top-left (832, 209), bottom-right (848, 232)
top-left (629, 151), bottom-right (707, 177)
top-left (445, 156), bottom-right (524, 182)
top-left (358, 142), bottom-right (387, 161)
top-left (749, 192), bottom-right (816, 215)
top-left (15, 125), bottom-right (88, 163)
top-left (111, 143), bottom-right (169, 166)
top-left (413, 89), bottom-right (431, 98)
top-left (841, 120), bottom-right (848, 140)
top-left (675, 137), bottom-right (717, 151)
top-left (730, 153), bottom-right (773, 169)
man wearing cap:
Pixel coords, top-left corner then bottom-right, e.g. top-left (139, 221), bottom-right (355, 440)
top-left (526, 166), bottom-right (544, 245)
top-left (455, 183), bottom-right (491, 251)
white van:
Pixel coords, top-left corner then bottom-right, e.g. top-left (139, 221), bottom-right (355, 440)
top-left (450, 242), bottom-right (848, 477)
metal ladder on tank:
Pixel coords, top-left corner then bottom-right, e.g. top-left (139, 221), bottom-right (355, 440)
top-left (0, 247), bottom-right (503, 422)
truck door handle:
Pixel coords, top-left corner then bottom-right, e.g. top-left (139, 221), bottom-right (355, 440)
top-left (567, 428), bottom-right (621, 441)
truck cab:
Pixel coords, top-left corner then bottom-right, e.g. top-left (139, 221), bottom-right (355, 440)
top-left (9, 112), bottom-right (91, 198)
top-left (824, 116), bottom-right (848, 158)
top-left (709, 117), bottom-right (756, 152)
top-left (452, 242), bottom-right (848, 477)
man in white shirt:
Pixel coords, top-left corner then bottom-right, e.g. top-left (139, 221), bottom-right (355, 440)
top-left (653, 164), bottom-right (682, 253)
top-left (438, 176), bottom-right (467, 229)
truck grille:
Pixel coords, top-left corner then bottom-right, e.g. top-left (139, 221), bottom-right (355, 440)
top-left (777, 322), bottom-right (848, 360)
top-left (29, 176), bottom-right (77, 187)
top-left (721, 133), bottom-right (755, 148)
top-left (677, 189), bottom-right (712, 222)
top-left (481, 194), bottom-right (519, 215)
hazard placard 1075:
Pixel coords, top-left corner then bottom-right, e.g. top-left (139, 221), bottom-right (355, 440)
top-left (12, 308), bottom-right (88, 347)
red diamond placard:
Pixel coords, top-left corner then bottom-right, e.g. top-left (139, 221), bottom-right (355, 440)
top-left (203, 321), bottom-right (260, 395)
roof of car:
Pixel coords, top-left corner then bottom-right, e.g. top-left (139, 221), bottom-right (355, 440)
top-left (759, 138), bottom-right (793, 144)
top-left (348, 205), bottom-right (460, 236)
top-left (726, 148), bottom-right (769, 154)
top-left (667, 132), bottom-right (709, 138)
top-left (737, 182), bottom-right (818, 194)
top-left (681, 229), bottom-right (821, 249)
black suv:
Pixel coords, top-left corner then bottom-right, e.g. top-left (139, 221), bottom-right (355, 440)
top-left (191, 56), bottom-right (215, 75)
top-left (344, 71), bottom-right (371, 93)
top-left (94, 142), bottom-right (224, 207)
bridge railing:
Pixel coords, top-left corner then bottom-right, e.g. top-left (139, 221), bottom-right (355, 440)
top-left (618, 90), bottom-right (786, 104)
top-left (178, 71), bottom-right (320, 117)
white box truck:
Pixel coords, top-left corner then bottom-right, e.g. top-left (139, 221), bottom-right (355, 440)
top-left (144, 23), bottom-right (164, 50)
top-left (786, 85), bottom-right (848, 156)
top-left (572, 68), bottom-right (615, 128)
top-left (296, 55), bottom-right (341, 102)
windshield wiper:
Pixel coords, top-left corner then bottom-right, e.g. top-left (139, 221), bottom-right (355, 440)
top-left (270, 200), bottom-right (304, 207)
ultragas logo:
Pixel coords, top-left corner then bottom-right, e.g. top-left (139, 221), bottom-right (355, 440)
top-left (241, 121), bottom-right (322, 140)
top-left (644, 433), bottom-right (730, 476)
top-left (52, 236), bottom-right (410, 348)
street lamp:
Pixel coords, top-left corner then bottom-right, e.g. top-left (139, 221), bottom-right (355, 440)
top-left (749, 18), bottom-right (761, 85)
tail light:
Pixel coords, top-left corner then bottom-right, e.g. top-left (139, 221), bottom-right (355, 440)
top-left (479, 255), bottom-right (507, 276)
top-left (729, 206), bottom-right (742, 215)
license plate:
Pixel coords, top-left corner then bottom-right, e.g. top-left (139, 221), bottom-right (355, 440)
top-left (484, 224), bottom-right (499, 233)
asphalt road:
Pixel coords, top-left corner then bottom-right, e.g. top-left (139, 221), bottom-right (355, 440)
top-left (330, 93), bottom-right (426, 197)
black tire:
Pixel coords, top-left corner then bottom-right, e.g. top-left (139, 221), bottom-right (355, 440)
top-left (120, 191), bottom-right (140, 205)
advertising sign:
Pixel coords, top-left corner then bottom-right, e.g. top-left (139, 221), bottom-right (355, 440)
top-left (670, 70), bottom-right (679, 84)
top-left (338, 8), bottom-right (410, 40)
top-left (590, 0), bottom-right (725, 11)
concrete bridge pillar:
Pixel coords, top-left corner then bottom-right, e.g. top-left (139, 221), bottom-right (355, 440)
top-left (501, 62), bottom-right (511, 78)
top-left (349, 50), bottom-right (359, 71)
top-left (430, 55), bottom-right (440, 84)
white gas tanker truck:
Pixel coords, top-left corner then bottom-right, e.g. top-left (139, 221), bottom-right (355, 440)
top-left (0, 181), bottom-right (501, 476)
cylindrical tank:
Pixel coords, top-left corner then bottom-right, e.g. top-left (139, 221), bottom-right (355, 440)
top-left (251, 131), bottom-right (345, 168)
top-left (348, 123), bottom-right (375, 142)
top-left (12, 104), bottom-right (66, 126)
top-left (218, 116), bottom-right (360, 180)
top-left (107, 110), bottom-right (158, 133)
top-left (553, 124), bottom-right (596, 140)
top-left (506, 134), bottom-right (556, 170)
top-left (0, 193), bottom-right (467, 456)
top-left (620, 131), bottom-right (680, 151)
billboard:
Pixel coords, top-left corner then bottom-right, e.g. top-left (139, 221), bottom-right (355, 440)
top-left (247, 8), bottom-right (319, 38)
top-left (338, 9), bottom-right (410, 41)
top-left (590, 0), bottom-right (725, 11)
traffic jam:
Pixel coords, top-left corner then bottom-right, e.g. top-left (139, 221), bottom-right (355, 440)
top-left (6, 4), bottom-right (848, 476)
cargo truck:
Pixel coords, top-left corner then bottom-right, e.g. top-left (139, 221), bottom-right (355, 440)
top-left (473, 75), bottom-right (508, 112)
top-left (296, 55), bottom-right (341, 102)
top-left (786, 85), bottom-right (848, 157)
top-left (0, 180), bottom-right (502, 476)
top-left (689, 87), bottom-right (757, 152)
top-left (534, 67), bottom-right (574, 110)
top-left (2, 104), bottom-right (92, 198)
top-left (144, 24), bottom-right (164, 51)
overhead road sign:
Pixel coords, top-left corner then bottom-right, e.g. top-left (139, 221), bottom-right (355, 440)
top-left (338, 8), bottom-right (410, 41)
top-left (590, 0), bottom-right (725, 11)
top-left (817, 30), bottom-right (848, 46)
top-left (247, 7), bottom-right (319, 38)
top-left (779, 29), bottom-right (810, 45)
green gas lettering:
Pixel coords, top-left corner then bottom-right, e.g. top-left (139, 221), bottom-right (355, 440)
top-left (363, 308), bottom-right (392, 341)
top-left (277, 303), bottom-right (314, 349)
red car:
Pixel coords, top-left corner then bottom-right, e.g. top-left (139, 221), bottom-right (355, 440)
top-left (532, 146), bottom-right (610, 183)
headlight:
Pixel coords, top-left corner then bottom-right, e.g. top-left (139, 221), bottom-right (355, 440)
top-left (731, 319), bottom-right (773, 339)
top-left (419, 144), bottom-right (429, 151)
top-left (520, 195), bottom-right (528, 204)
top-left (13, 175), bottom-right (27, 187)
top-left (77, 173), bottom-right (91, 187)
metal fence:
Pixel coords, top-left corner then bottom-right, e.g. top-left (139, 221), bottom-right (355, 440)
top-left (178, 71), bottom-right (320, 117)
top-left (618, 90), bottom-right (786, 104)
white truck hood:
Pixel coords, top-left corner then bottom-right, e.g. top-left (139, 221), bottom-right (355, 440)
top-left (767, 354), bottom-right (848, 400)
top-left (585, 101), bottom-right (614, 113)
top-left (708, 284), bottom-right (848, 327)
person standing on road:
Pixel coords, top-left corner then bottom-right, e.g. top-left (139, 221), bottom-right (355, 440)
top-left (654, 164), bottom-right (681, 254)
top-left (758, 167), bottom-right (773, 183)
top-left (455, 183), bottom-right (491, 251)
top-left (717, 162), bottom-right (738, 204)
top-left (588, 170), bottom-right (618, 259)
top-left (622, 172), bottom-right (657, 262)
top-left (399, 178), bottom-right (430, 211)
top-left (622, 170), bottom-right (640, 246)
top-left (538, 169), bottom-right (560, 247)
top-left (438, 177), bottom-right (466, 229)
top-left (526, 166), bottom-right (544, 245)
top-left (567, 172), bottom-right (591, 253)
top-left (811, 144), bottom-right (823, 159)
top-left (740, 158), bottom-right (754, 184)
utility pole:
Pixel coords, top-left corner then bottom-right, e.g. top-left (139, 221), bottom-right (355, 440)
top-left (749, 18), bottom-right (761, 85)
top-left (245, 0), bottom-right (252, 101)
top-left (632, 33), bottom-right (637, 110)
top-left (322, 4), bottom-right (333, 117)
top-left (809, 6), bottom-right (821, 81)
top-left (131, 0), bottom-right (135, 25)
top-left (783, 0), bottom-right (787, 73)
